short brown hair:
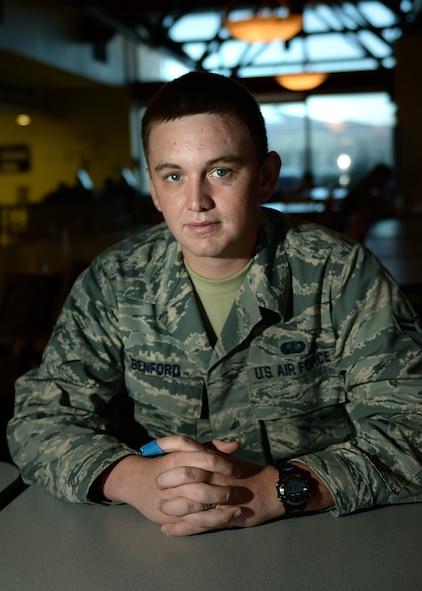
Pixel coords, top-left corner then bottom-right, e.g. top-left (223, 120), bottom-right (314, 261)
top-left (141, 71), bottom-right (268, 165)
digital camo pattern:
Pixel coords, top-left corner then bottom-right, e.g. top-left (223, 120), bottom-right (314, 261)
top-left (7, 208), bottom-right (422, 515)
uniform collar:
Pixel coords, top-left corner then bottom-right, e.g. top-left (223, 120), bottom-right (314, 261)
top-left (142, 209), bottom-right (293, 324)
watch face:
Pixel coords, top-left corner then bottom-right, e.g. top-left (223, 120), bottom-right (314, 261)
top-left (285, 475), bottom-right (308, 501)
top-left (276, 463), bottom-right (310, 512)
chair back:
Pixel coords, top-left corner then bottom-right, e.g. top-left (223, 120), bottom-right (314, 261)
top-left (0, 270), bottom-right (64, 339)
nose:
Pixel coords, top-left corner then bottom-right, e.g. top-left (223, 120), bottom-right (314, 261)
top-left (186, 178), bottom-right (214, 212)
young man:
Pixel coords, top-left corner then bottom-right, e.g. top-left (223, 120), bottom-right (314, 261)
top-left (7, 72), bottom-right (422, 536)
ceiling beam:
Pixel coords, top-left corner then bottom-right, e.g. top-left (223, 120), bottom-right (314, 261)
top-left (130, 68), bottom-right (395, 104)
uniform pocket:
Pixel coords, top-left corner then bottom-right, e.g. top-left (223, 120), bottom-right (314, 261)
top-left (247, 355), bottom-right (344, 420)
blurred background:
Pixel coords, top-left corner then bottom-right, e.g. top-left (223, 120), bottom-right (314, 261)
top-left (1, 0), bottom-right (422, 459)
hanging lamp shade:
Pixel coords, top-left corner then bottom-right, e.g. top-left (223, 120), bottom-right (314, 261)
top-left (275, 72), bottom-right (329, 91)
top-left (224, 13), bottom-right (303, 43)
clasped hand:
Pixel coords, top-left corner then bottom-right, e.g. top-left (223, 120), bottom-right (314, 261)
top-left (123, 435), bottom-right (283, 536)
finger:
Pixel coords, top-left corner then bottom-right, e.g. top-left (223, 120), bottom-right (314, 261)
top-left (155, 436), bottom-right (241, 459)
top-left (159, 483), bottom-right (232, 516)
top-left (157, 457), bottom-right (239, 490)
top-left (206, 439), bottom-right (240, 455)
top-left (161, 507), bottom-right (243, 536)
top-left (161, 496), bottom-right (212, 516)
top-left (154, 435), bottom-right (205, 454)
top-left (161, 496), bottom-right (218, 517)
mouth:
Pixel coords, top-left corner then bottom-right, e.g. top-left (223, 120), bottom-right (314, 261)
top-left (186, 221), bottom-right (220, 234)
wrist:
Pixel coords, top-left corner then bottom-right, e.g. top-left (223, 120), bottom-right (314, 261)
top-left (92, 455), bottom-right (142, 504)
top-left (289, 461), bottom-right (334, 513)
top-left (273, 461), bottom-right (334, 516)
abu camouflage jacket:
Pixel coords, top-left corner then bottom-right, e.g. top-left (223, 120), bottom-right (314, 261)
top-left (8, 208), bottom-right (422, 515)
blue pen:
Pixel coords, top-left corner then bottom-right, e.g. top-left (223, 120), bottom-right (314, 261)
top-left (140, 440), bottom-right (166, 457)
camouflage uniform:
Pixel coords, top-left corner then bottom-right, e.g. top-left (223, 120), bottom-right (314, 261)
top-left (7, 208), bottom-right (422, 515)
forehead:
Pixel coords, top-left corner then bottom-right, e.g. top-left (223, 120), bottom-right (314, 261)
top-left (147, 112), bottom-right (252, 153)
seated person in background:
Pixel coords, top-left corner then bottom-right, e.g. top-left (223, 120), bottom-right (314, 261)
top-left (7, 72), bottom-right (422, 536)
top-left (283, 170), bottom-right (315, 201)
top-left (338, 163), bottom-right (395, 241)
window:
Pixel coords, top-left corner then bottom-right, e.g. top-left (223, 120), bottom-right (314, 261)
top-left (263, 92), bottom-right (395, 196)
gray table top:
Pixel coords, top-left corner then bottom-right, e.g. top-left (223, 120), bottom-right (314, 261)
top-left (1, 485), bottom-right (421, 591)
top-left (0, 461), bottom-right (19, 493)
top-left (365, 215), bottom-right (422, 285)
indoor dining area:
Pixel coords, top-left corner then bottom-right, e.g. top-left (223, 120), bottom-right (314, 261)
top-left (1, 2), bottom-right (422, 589)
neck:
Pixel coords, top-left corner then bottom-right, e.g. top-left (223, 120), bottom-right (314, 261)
top-left (182, 254), bottom-right (252, 280)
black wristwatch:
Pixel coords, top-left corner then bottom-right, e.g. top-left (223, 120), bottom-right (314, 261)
top-left (275, 462), bottom-right (310, 515)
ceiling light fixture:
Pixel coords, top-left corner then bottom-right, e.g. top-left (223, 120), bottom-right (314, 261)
top-left (16, 113), bottom-right (32, 126)
top-left (275, 72), bottom-right (329, 91)
top-left (225, 13), bottom-right (303, 43)
top-left (224, 2), bottom-right (303, 44)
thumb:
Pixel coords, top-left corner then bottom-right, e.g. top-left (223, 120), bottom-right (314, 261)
top-left (207, 439), bottom-right (240, 455)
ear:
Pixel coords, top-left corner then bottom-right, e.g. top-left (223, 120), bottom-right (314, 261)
top-left (258, 151), bottom-right (282, 204)
top-left (147, 168), bottom-right (163, 212)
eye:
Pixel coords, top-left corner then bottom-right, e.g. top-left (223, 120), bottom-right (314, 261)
top-left (166, 172), bottom-right (182, 182)
top-left (211, 168), bottom-right (229, 178)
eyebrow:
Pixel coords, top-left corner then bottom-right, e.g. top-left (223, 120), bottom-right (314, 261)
top-left (154, 162), bottom-right (181, 173)
top-left (154, 154), bottom-right (247, 173)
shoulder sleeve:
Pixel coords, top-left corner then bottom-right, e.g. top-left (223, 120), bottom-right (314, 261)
top-left (293, 242), bottom-right (422, 514)
top-left (7, 257), bottom-right (136, 503)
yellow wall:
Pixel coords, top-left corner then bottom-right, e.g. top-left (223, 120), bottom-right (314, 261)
top-left (0, 86), bottom-right (133, 204)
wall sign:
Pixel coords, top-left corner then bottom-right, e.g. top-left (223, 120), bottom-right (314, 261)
top-left (0, 145), bottom-right (31, 173)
